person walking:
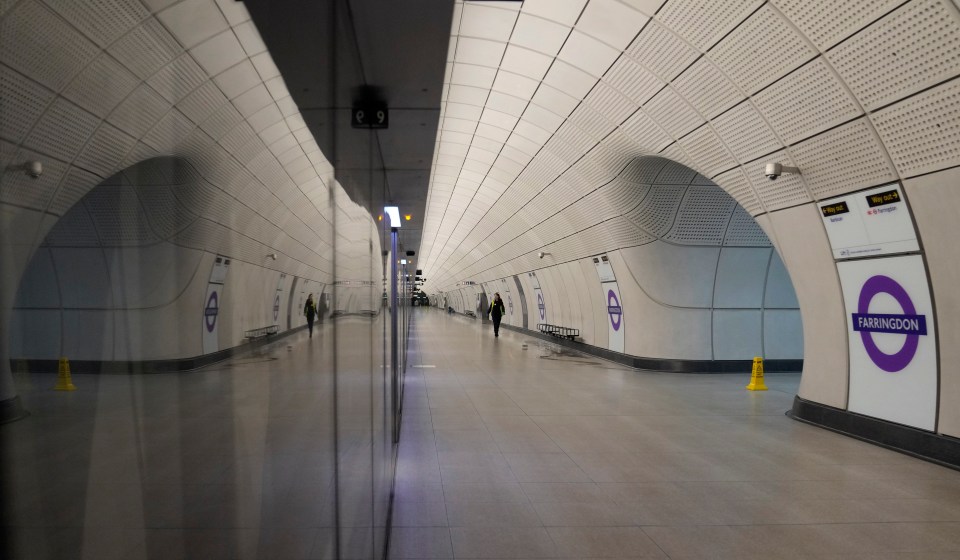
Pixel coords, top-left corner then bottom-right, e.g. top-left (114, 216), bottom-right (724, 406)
top-left (489, 292), bottom-right (505, 338)
top-left (304, 293), bottom-right (318, 338)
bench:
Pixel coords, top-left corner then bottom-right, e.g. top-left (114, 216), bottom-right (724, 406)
top-left (244, 324), bottom-right (279, 340)
top-left (537, 323), bottom-right (579, 340)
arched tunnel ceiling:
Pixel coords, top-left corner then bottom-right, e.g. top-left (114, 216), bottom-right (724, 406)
top-left (418, 0), bottom-right (960, 293)
top-left (0, 0), bottom-right (380, 283)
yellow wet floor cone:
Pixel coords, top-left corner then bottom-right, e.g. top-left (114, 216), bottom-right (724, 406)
top-left (54, 357), bottom-right (76, 391)
top-left (745, 356), bottom-right (767, 391)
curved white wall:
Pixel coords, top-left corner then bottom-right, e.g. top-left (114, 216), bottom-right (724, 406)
top-left (442, 158), bottom-right (802, 363)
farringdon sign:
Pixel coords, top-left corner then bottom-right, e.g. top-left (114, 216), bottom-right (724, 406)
top-left (838, 256), bottom-right (937, 431)
top-left (852, 275), bottom-right (927, 372)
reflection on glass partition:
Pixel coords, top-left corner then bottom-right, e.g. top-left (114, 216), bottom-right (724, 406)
top-left (0, 1), bottom-right (403, 558)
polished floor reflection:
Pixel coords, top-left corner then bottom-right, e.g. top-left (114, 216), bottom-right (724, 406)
top-left (5, 309), bottom-right (960, 559)
top-left (2, 315), bottom-right (392, 560)
top-left (392, 309), bottom-right (960, 560)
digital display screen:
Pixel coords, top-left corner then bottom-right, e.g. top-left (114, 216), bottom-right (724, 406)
top-left (821, 201), bottom-right (850, 217)
top-left (866, 189), bottom-right (901, 208)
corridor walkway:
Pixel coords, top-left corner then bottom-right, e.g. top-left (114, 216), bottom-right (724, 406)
top-left (390, 309), bottom-right (960, 559)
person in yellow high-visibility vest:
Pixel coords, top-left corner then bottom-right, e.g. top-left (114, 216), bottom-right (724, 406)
top-left (489, 292), bottom-right (505, 338)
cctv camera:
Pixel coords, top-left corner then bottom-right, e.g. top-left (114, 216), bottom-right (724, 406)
top-left (26, 161), bottom-right (42, 178)
top-left (538, 252), bottom-right (545, 259)
top-left (764, 162), bottom-right (782, 180)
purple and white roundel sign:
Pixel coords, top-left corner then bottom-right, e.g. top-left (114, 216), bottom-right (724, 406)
top-left (607, 289), bottom-right (622, 331)
top-left (205, 291), bottom-right (219, 333)
top-left (537, 292), bottom-right (545, 321)
top-left (851, 275), bottom-right (927, 372)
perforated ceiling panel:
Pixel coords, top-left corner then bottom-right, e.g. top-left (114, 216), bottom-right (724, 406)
top-left (664, 185), bottom-right (737, 245)
top-left (625, 183), bottom-right (685, 236)
top-left (752, 58), bottom-right (862, 145)
top-left (872, 77), bottom-right (960, 177)
top-left (672, 57), bottom-right (743, 120)
top-left (828, 0), bottom-right (960, 111)
top-left (0, 64), bottom-right (55, 145)
top-left (658, 0), bottom-right (762, 51)
top-left (790, 118), bottom-right (897, 200)
top-left (42, 205), bottom-right (100, 247)
top-left (774, 0), bottom-right (906, 50)
top-left (709, 4), bottom-right (816, 95)
top-left (723, 205), bottom-right (772, 246)
top-left (83, 185), bottom-right (159, 246)
top-left (1, 0), bottom-right (100, 92)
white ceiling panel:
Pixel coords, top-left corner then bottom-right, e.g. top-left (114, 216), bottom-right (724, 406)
top-left (157, 0), bottom-right (229, 48)
top-left (522, 0), bottom-right (588, 26)
top-left (442, 117), bottom-right (478, 134)
top-left (510, 13), bottom-right (571, 56)
top-left (530, 83), bottom-right (581, 118)
top-left (500, 45), bottom-right (553, 81)
top-left (480, 108), bottom-right (520, 131)
top-left (233, 20), bottom-right (267, 56)
top-left (454, 37), bottom-right (508, 67)
top-left (487, 91), bottom-right (528, 117)
top-left (247, 103), bottom-right (283, 132)
top-left (214, 0), bottom-right (250, 26)
top-left (233, 84), bottom-right (272, 117)
top-left (250, 51), bottom-right (281, 81)
top-left (214, 60), bottom-right (260, 100)
top-left (576, 0), bottom-right (648, 49)
top-left (558, 30), bottom-right (621, 76)
top-left (447, 84), bottom-right (490, 106)
top-left (492, 72), bottom-right (540, 100)
top-left (445, 102), bottom-right (485, 121)
top-left (191, 30), bottom-right (247, 76)
top-left (459, 2), bottom-right (520, 42)
top-left (514, 119), bottom-right (552, 145)
top-left (542, 60), bottom-right (599, 100)
top-left (450, 61), bottom-right (498, 88)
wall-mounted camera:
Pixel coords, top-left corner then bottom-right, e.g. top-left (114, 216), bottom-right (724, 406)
top-left (764, 162), bottom-right (799, 181)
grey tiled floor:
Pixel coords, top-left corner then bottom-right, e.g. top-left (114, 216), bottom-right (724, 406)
top-left (392, 310), bottom-right (960, 560)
